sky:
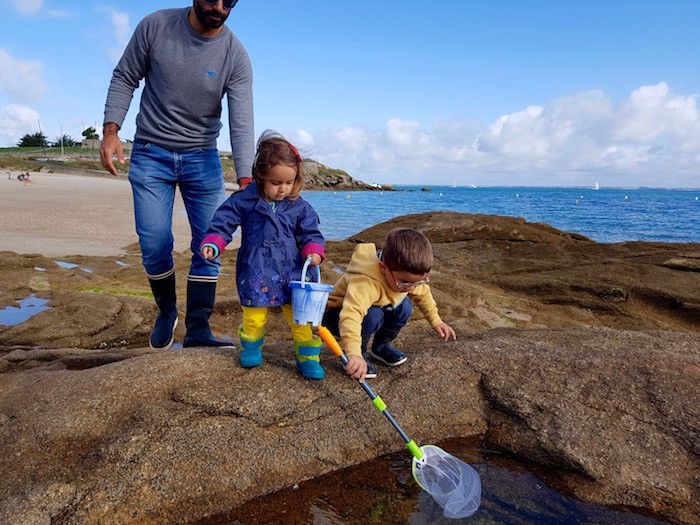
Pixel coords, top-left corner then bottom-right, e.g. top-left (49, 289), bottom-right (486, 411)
top-left (1, 0), bottom-right (699, 188)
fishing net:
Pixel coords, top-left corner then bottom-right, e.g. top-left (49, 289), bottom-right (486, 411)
top-left (412, 445), bottom-right (481, 519)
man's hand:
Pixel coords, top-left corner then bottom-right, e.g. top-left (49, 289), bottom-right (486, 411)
top-left (100, 122), bottom-right (124, 177)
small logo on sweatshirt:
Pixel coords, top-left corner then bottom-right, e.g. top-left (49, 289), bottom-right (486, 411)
top-left (207, 71), bottom-right (217, 78)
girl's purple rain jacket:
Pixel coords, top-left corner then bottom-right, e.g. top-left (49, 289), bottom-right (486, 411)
top-left (200, 183), bottom-right (325, 307)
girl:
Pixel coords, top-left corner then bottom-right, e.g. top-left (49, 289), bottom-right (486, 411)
top-left (200, 131), bottom-right (326, 379)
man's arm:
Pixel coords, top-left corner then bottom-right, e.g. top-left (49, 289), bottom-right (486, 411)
top-left (101, 15), bottom-right (152, 175)
top-left (226, 45), bottom-right (255, 188)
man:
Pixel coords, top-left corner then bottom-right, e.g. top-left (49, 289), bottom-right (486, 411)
top-left (100, 0), bottom-right (254, 350)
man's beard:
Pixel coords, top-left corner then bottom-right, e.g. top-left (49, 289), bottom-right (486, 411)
top-left (193, 1), bottom-right (229, 29)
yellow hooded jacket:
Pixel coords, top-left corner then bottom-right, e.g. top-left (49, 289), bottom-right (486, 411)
top-left (326, 243), bottom-right (443, 357)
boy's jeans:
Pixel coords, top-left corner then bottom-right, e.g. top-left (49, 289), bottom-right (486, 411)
top-left (128, 140), bottom-right (225, 278)
top-left (324, 297), bottom-right (413, 346)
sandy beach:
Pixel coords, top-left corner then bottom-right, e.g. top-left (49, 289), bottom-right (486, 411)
top-left (0, 169), bottom-right (229, 257)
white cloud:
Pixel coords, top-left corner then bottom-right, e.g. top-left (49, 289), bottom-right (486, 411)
top-left (105, 9), bottom-right (131, 63)
top-left (46, 10), bottom-right (71, 19)
top-left (613, 82), bottom-right (698, 143)
top-left (11, 0), bottom-right (42, 15)
top-left (0, 104), bottom-right (41, 147)
top-left (0, 48), bottom-right (46, 102)
top-left (300, 83), bottom-right (699, 187)
top-left (293, 129), bottom-right (314, 148)
top-left (385, 118), bottom-right (422, 146)
top-left (8, 0), bottom-right (68, 18)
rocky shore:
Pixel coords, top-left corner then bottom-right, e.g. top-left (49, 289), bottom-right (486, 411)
top-left (1, 210), bottom-right (698, 525)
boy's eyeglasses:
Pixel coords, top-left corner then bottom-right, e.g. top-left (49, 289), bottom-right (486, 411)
top-left (387, 268), bottom-right (430, 290)
top-left (201, 0), bottom-right (239, 9)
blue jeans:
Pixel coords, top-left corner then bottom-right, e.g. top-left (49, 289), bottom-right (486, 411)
top-left (323, 297), bottom-right (413, 346)
top-left (128, 140), bottom-right (225, 278)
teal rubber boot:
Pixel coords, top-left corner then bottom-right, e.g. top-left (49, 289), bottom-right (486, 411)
top-left (238, 326), bottom-right (263, 368)
top-left (295, 336), bottom-right (324, 380)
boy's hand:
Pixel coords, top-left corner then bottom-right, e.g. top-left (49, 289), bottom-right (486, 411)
top-left (434, 322), bottom-right (457, 341)
top-left (307, 253), bottom-right (322, 266)
top-left (201, 246), bottom-right (216, 260)
top-left (345, 354), bottom-right (368, 381)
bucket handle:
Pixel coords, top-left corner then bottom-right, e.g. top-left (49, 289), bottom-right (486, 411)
top-left (301, 256), bottom-right (322, 287)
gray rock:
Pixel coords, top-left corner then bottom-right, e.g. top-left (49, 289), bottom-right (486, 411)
top-left (1, 211), bottom-right (699, 524)
top-left (0, 329), bottom-right (698, 524)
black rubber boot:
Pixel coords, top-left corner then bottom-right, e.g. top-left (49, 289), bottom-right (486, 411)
top-left (183, 279), bottom-right (234, 348)
top-left (148, 272), bottom-right (178, 350)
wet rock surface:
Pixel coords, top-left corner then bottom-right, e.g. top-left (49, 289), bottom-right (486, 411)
top-left (1, 211), bottom-right (698, 524)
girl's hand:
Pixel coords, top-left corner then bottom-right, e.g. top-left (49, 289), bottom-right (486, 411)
top-left (307, 253), bottom-right (322, 266)
top-left (345, 354), bottom-right (368, 381)
top-left (201, 246), bottom-right (216, 260)
top-left (434, 322), bottom-right (457, 341)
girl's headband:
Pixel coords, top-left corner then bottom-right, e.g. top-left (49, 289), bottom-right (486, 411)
top-left (288, 144), bottom-right (303, 164)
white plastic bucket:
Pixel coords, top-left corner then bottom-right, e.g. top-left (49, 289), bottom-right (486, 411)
top-left (289, 258), bottom-right (333, 326)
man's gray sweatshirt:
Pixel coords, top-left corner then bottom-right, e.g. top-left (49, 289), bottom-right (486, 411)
top-left (103, 8), bottom-right (254, 180)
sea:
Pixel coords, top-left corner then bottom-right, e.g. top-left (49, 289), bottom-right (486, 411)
top-left (303, 186), bottom-right (700, 244)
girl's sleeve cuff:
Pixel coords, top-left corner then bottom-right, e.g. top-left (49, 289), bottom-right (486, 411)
top-left (200, 233), bottom-right (226, 258)
top-left (301, 242), bottom-right (326, 262)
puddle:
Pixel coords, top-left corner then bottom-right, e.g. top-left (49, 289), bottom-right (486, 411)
top-left (0, 294), bottom-right (51, 326)
top-left (81, 267), bottom-right (93, 273)
top-left (53, 260), bottom-right (79, 269)
top-left (333, 267), bottom-right (344, 274)
top-left (34, 266), bottom-right (46, 272)
top-left (193, 437), bottom-right (671, 525)
top-left (115, 260), bottom-right (130, 267)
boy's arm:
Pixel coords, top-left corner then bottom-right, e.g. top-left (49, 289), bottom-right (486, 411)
top-left (408, 284), bottom-right (443, 327)
top-left (410, 285), bottom-right (457, 340)
top-left (337, 280), bottom-right (382, 357)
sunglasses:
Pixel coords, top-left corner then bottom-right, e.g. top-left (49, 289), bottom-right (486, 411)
top-left (201, 0), bottom-right (239, 9)
top-left (387, 267), bottom-right (430, 290)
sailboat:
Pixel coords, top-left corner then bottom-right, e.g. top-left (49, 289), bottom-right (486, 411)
top-left (593, 181), bottom-right (600, 190)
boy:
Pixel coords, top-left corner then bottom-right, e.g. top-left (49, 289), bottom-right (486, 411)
top-left (323, 228), bottom-right (456, 381)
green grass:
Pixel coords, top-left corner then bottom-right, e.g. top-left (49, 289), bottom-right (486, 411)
top-left (0, 156), bottom-right (38, 171)
top-left (0, 146), bottom-right (236, 175)
top-left (80, 286), bottom-right (152, 298)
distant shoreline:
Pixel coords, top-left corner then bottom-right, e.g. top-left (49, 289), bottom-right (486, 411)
top-left (0, 169), bottom-right (241, 257)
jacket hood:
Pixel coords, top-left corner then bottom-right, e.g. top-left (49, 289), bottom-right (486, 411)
top-left (345, 243), bottom-right (385, 284)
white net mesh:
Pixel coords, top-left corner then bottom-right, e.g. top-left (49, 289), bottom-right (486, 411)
top-left (412, 445), bottom-right (481, 519)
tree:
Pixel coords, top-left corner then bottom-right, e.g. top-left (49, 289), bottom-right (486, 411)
top-left (51, 134), bottom-right (77, 148)
top-left (82, 126), bottom-right (99, 140)
top-left (17, 132), bottom-right (48, 147)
